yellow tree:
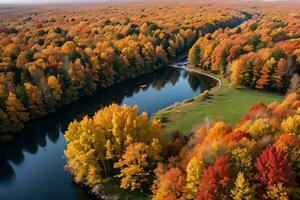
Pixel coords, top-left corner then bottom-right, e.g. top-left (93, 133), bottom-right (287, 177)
top-left (67, 58), bottom-right (85, 96)
top-left (264, 183), bottom-right (289, 200)
top-left (114, 142), bottom-right (152, 192)
top-left (64, 117), bottom-right (104, 187)
top-left (61, 41), bottom-right (76, 54)
top-left (47, 75), bottom-right (62, 103)
top-left (16, 51), bottom-right (27, 68)
top-left (281, 115), bottom-right (300, 134)
top-left (244, 118), bottom-right (272, 139)
top-left (231, 147), bottom-right (253, 176)
top-left (5, 92), bottom-right (29, 131)
top-left (155, 45), bottom-right (168, 64)
top-left (24, 82), bottom-right (46, 119)
top-left (231, 172), bottom-right (254, 200)
top-left (185, 157), bottom-right (204, 199)
top-left (64, 104), bottom-right (163, 190)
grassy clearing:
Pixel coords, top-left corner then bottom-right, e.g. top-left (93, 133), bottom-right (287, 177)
top-left (154, 70), bottom-right (284, 138)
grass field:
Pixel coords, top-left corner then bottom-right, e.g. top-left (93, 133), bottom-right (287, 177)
top-left (154, 71), bottom-right (284, 138)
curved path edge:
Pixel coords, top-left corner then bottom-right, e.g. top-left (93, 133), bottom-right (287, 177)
top-left (153, 64), bottom-right (222, 119)
top-left (167, 63), bottom-right (222, 92)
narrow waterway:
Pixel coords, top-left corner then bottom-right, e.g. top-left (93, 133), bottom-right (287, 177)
top-left (0, 65), bottom-right (216, 200)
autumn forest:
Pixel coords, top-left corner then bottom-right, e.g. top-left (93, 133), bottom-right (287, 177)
top-left (1, 1), bottom-right (300, 200)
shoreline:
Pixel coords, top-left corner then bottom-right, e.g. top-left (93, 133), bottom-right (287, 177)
top-left (154, 65), bottom-right (283, 137)
top-left (153, 65), bottom-right (222, 122)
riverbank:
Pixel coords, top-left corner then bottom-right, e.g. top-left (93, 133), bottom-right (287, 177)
top-left (154, 66), bottom-right (284, 138)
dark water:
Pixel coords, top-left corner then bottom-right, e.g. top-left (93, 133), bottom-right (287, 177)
top-left (0, 67), bottom-right (216, 200)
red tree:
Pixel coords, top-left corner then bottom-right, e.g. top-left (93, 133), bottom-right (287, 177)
top-left (196, 156), bottom-right (232, 200)
top-left (254, 147), bottom-right (294, 189)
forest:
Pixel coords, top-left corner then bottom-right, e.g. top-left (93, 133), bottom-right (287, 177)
top-left (62, 3), bottom-right (300, 200)
top-left (188, 5), bottom-right (300, 93)
top-left (0, 3), bottom-right (249, 135)
top-left (1, 1), bottom-right (300, 200)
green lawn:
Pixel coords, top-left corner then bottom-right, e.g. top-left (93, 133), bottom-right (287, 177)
top-left (154, 74), bottom-right (284, 137)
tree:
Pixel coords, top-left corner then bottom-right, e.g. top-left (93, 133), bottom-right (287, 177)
top-left (3, 43), bottom-right (19, 58)
top-left (231, 147), bottom-right (253, 176)
top-left (0, 108), bottom-right (9, 133)
top-left (152, 167), bottom-right (185, 200)
top-left (246, 118), bottom-right (272, 139)
top-left (67, 58), bottom-right (85, 97)
top-left (280, 115), bottom-right (300, 134)
top-left (155, 45), bottom-right (168, 64)
top-left (271, 58), bottom-right (286, 91)
top-left (231, 59), bottom-right (244, 85)
top-left (256, 58), bottom-right (276, 90)
top-left (114, 142), bottom-right (160, 192)
top-left (185, 157), bottom-right (204, 199)
top-left (64, 117), bottom-right (103, 187)
top-left (5, 92), bottom-right (29, 131)
top-left (188, 44), bottom-right (201, 67)
top-left (196, 156), bottom-right (232, 200)
top-left (61, 41), bottom-right (76, 54)
top-left (254, 147), bottom-right (293, 189)
top-left (263, 183), bottom-right (289, 200)
top-left (47, 75), bottom-right (62, 103)
top-left (64, 104), bottom-right (163, 190)
top-left (231, 172), bottom-right (254, 200)
top-left (16, 51), bottom-right (28, 68)
top-left (241, 58), bottom-right (254, 87)
top-left (24, 82), bottom-right (46, 119)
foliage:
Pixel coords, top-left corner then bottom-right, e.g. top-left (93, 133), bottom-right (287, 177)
top-left (0, 3), bottom-right (250, 135)
top-left (196, 156), bottom-right (232, 200)
top-left (188, 10), bottom-right (300, 93)
top-left (263, 183), bottom-right (289, 200)
top-left (151, 93), bottom-right (300, 200)
top-left (231, 172), bottom-right (254, 200)
top-left (152, 167), bottom-right (185, 200)
top-left (185, 157), bottom-right (204, 199)
top-left (254, 147), bottom-right (293, 189)
top-left (281, 114), bottom-right (300, 134)
top-left (64, 104), bottom-right (163, 194)
top-left (114, 141), bottom-right (161, 192)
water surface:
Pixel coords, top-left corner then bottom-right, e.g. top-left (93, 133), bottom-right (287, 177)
top-left (0, 67), bottom-right (216, 200)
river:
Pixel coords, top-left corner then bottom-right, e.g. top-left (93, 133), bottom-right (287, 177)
top-left (0, 65), bottom-right (216, 200)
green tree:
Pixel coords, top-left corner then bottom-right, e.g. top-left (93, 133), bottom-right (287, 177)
top-left (188, 44), bottom-right (201, 67)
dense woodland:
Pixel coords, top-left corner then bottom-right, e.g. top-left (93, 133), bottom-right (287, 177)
top-left (65, 93), bottom-right (300, 199)
top-left (188, 6), bottom-right (300, 93)
top-left (0, 3), bottom-right (249, 136)
top-left (1, 1), bottom-right (300, 199)
top-left (61, 3), bottom-right (300, 199)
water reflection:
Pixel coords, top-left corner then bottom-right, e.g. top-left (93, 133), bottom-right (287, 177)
top-left (0, 67), bottom-right (216, 200)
